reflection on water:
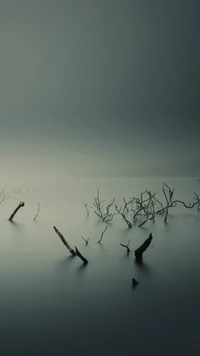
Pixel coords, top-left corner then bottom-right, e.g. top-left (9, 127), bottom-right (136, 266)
top-left (0, 176), bottom-right (200, 355)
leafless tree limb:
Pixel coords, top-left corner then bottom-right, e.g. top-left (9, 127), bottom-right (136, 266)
top-left (81, 236), bottom-right (90, 245)
top-left (53, 226), bottom-right (76, 256)
top-left (0, 190), bottom-right (5, 204)
top-left (34, 203), bottom-right (40, 221)
top-left (98, 225), bottom-right (108, 243)
top-left (120, 239), bottom-right (131, 254)
top-left (83, 203), bottom-right (89, 217)
top-left (93, 189), bottom-right (116, 223)
top-left (115, 198), bottom-right (134, 228)
top-left (75, 247), bottom-right (88, 264)
top-left (8, 201), bottom-right (25, 221)
top-left (156, 182), bottom-right (200, 222)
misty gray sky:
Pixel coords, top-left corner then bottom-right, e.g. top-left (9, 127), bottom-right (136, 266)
top-left (0, 0), bottom-right (199, 177)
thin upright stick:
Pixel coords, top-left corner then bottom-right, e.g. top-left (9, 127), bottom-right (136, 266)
top-left (81, 236), bottom-right (90, 245)
top-left (75, 247), bottom-right (88, 264)
top-left (120, 240), bottom-right (131, 254)
top-left (98, 225), bottom-right (108, 243)
top-left (34, 203), bottom-right (40, 221)
top-left (53, 226), bottom-right (76, 256)
top-left (83, 203), bottom-right (89, 217)
top-left (8, 201), bottom-right (25, 221)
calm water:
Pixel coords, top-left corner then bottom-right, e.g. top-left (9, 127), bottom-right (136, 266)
top-left (0, 176), bottom-right (200, 355)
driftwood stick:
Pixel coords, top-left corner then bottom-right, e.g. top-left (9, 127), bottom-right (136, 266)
top-left (34, 203), bottom-right (40, 221)
top-left (0, 190), bottom-right (5, 204)
top-left (8, 201), bottom-right (25, 221)
top-left (98, 225), bottom-right (108, 243)
top-left (53, 226), bottom-right (76, 256)
top-left (75, 247), bottom-right (88, 264)
top-left (81, 236), bottom-right (90, 245)
top-left (120, 240), bottom-right (131, 254)
top-left (83, 203), bottom-right (89, 217)
top-left (134, 233), bottom-right (153, 261)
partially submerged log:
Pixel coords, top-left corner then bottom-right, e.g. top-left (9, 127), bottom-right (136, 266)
top-left (75, 247), bottom-right (88, 265)
top-left (8, 201), bottom-right (25, 221)
top-left (53, 226), bottom-right (76, 256)
top-left (134, 233), bottom-right (153, 261)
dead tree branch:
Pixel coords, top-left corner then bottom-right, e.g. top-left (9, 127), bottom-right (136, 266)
top-left (8, 201), bottom-right (25, 221)
top-left (156, 182), bottom-right (200, 222)
top-left (98, 225), bottom-right (108, 243)
top-left (130, 190), bottom-right (160, 227)
top-left (81, 236), bottom-right (90, 245)
top-left (83, 203), bottom-right (89, 217)
top-left (134, 233), bottom-right (153, 261)
top-left (93, 189), bottom-right (116, 223)
top-left (75, 247), bottom-right (88, 264)
top-left (34, 203), bottom-right (40, 221)
top-left (115, 198), bottom-right (134, 228)
top-left (120, 240), bottom-right (131, 254)
top-left (53, 226), bottom-right (76, 256)
top-left (0, 190), bottom-right (5, 204)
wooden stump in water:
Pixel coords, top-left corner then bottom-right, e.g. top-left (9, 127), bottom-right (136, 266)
top-left (134, 233), bottom-right (153, 261)
top-left (8, 201), bottom-right (25, 222)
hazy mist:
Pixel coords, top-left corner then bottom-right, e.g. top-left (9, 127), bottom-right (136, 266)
top-left (0, 0), bottom-right (199, 177)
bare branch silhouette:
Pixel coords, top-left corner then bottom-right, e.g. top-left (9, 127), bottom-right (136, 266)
top-left (53, 226), bottom-right (76, 256)
top-left (75, 247), bottom-right (88, 264)
top-left (93, 189), bottom-right (116, 223)
top-left (130, 190), bottom-right (162, 227)
top-left (34, 203), bottom-right (40, 221)
top-left (134, 233), bottom-right (153, 261)
top-left (81, 236), bottom-right (90, 245)
top-left (8, 201), bottom-right (25, 221)
top-left (155, 182), bottom-right (200, 222)
top-left (0, 190), bottom-right (5, 204)
top-left (120, 240), bottom-right (131, 254)
top-left (98, 225), bottom-right (108, 243)
top-left (83, 203), bottom-right (89, 217)
top-left (115, 198), bottom-right (134, 228)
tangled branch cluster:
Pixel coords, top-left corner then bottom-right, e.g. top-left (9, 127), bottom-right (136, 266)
top-left (93, 189), bottom-right (118, 223)
top-left (92, 180), bottom-right (200, 227)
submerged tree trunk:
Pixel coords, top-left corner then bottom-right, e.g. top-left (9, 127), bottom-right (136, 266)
top-left (8, 201), bottom-right (25, 221)
top-left (134, 233), bottom-right (153, 261)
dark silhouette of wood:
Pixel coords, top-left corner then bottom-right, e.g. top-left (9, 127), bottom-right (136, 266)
top-left (98, 225), bottom-right (108, 243)
top-left (132, 278), bottom-right (139, 287)
top-left (34, 203), bottom-right (40, 221)
top-left (83, 203), bottom-right (89, 217)
top-left (53, 226), bottom-right (76, 256)
top-left (81, 236), bottom-right (90, 245)
top-left (115, 198), bottom-right (134, 228)
top-left (0, 190), bottom-right (5, 204)
top-left (75, 247), bottom-right (88, 264)
top-left (94, 189), bottom-right (116, 223)
top-left (156, 182), bottom-right (200, 222)
top-left (8, 201), bottom-right (25, 221)
top-left (120, 240), bottom-right (131, 254)
top-left (134, 233), bottom-right (153, 261)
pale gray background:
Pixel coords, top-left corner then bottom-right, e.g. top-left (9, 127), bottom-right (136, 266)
top-left (0, 0), bottom-right (199, 178)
